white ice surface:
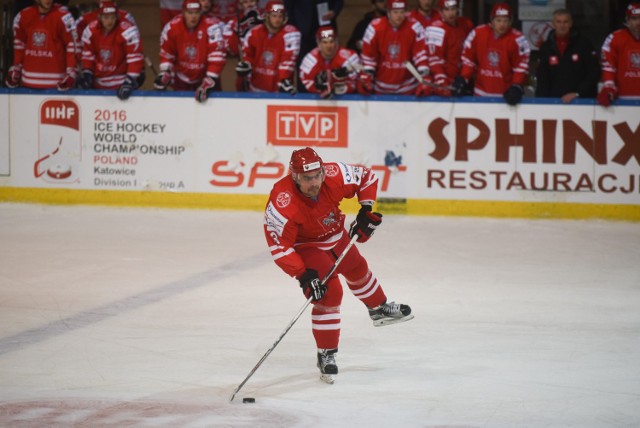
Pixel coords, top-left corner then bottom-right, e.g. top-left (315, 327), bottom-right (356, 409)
top-left (0, 203), bottom-right (639, 427)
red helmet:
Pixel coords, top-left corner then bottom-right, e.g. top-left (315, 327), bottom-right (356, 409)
top-left (98, 0), bottom-right (117, 14)
top-left (627, 3), bottom-right (640, 17)
top-left (490, 2), bottom-right (512, 20)
top-left (316, 26), bottom-right (337, 42)
top-left (386, 0), bottom-right (407, 10)
top-left (265, 0), bottom-right (285, 14)
top-left (290, 148), bottom-right (323, 174)
top-left (438, 0), bottom-right (458, 9)
top-left (182, 0), bottom-right (201, 11)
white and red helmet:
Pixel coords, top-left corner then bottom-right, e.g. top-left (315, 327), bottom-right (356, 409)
top-left (490, 2), bottom-right (512, 20)
top-left (627, 2), bottom-right (640, 17)
top-left (316, 26), bottom-right (337, 42)
top-left (386, 0), bottom-right (407, 10)
top-left (98, 0), bottom-right (117, 14)
top-left (290, 148), bottom-right (323, 174)
top-left (182, 0), bottom-right (201, 11)
top-left (265, 0), bottom-right (286, 14)
top-left (438, 0), bottom-right (458, 9)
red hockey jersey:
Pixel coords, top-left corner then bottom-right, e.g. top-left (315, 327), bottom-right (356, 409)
top-left (408, 9), bottom-right (441, 29)
top-left (81, 20), bottom-right (144, 89)
top-left (600, 28), bottom-right (640, 99)
top-left (460, 24), bottom-right (531, 96)
top-left (242, 23), bottom-right (301, 92)
top-left (360, 16), bottom-right (428, 94)
top-left (264, 162), bottom-right (378, 278)
top-left (11, 3), bottom-right (78, 89)
top-left (299, 46), bottom-right (362, 94)
top-left (76, 8), bottom-right (136, 41)
top-left (159, 14), bottom-right (226, 87)
top-left (425, 16), bottom-right (474, 83)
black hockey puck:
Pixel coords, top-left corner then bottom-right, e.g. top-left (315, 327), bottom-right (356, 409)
top-left (242, 397), bottom-right (255, 403)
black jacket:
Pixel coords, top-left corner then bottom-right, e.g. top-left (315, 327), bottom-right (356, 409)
top-left (535, 29), bottom-right (600, 99)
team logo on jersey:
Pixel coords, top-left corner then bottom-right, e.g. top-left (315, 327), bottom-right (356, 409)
top-left (276, 191), bottom-right (291, 208)
top-left (324, 164), bottom-right (339, 177)
top-left (487, 50), bottom-right (501, 68)
top-left (322, 211), bottom-right (338, 228)
top-left (387, 43), bottom-right (400, 60)
top-left (184, 45), bottom-right (197, 60)
top-left (32, 32), bottom-right (47, 48)
top-left (262, 50), bottom-right (275, 66)
top-left (630, 51), bottom-right (640, 69)
top-left (100, 48), bottom-right (113, 64)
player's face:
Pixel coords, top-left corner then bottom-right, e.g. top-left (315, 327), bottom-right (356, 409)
top-left (627, 16), bottom-right (640, 36)
top-left (99, 13), bottom-right (118, 31)
top-left (266, 10), bottom-right (285, 31)
top-left (374, 0), bottom-right (386, 14)
top-left (418, 0), bottom-right (432, 12)
top-left (199, 0), bottom-right (212, 13)
top-left (295, 169), bottom-right (324, 198)
top-left (440, 6), bottom-right (458, 25)
top-left (551, 13), bottom-right (572, 38)
top-left (491, 16), bottom-right (511, 36)
top-left (239, 0), bottom-right (257, 11)
top-left (387, 9), bottom-right (406, 28)
top-left (318, 38), bottom-right (337, 59)
top-left (183, 9), bottom-right (202, 29)
top-left (35, 0), bottom-right (54, 13)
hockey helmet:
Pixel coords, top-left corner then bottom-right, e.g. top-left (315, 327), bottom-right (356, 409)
top-left (490, 2), bottom-right (512, 20)
top-left (316, 26), bottom-right (337, 42)
top-left (99, 0), bottom-right (117, 14)
top-left (290, 148), bottom-right (324, 174)
top-left (265, 0), bottom-right (286, 14)
top-left (627, 3), bottom-right (640, 17)
top-left (438, 0), bottom-right (458, 9)
top-left (182, 0), bottom-right (202, 11)
top-left (386, 0), bottom-right (407, 10)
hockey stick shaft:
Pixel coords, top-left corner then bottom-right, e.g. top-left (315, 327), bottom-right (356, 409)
top-left (145, 56), bottom-right (158, 77)
top-left (403, 60), bottom-right (455, 91)
top-left (229, 233), bottom-right (359, 402)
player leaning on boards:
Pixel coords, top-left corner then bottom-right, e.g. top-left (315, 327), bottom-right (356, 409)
top-left (263, 148), bottom-right (413, 384)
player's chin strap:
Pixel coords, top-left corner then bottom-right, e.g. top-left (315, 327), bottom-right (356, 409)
top-left (229, 233), bottom-right (359, 402)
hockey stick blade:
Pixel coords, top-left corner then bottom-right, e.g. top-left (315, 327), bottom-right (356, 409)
top-left (229, 234), bottom-right (359, 402)
top-left (403, 61), bottom-right (455, 91)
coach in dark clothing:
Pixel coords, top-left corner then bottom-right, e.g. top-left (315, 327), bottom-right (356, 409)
top-left (535, 9), bottom-right (599, 103)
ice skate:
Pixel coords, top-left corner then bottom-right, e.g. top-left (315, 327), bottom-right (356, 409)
top-left (317, 348), bottom-right (338, 384)
top-left (368, 300), bottom-right (414, 327)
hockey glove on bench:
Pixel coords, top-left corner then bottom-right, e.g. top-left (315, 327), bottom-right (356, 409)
top-left (298, 269), bottom-right (326, 302)
top-left (349, 205), bottom-right (382, 243)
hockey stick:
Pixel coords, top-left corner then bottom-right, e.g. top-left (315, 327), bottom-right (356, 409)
top-left (403, 60), bottom-right (455, 91)
top-left (229, 233), bottom-right (359, 402)
top-left (145, 56), bottom-right (158, 77)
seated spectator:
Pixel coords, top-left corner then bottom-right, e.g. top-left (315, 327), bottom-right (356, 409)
top-left (299, 26), bottom-right (362, 98)
top-left (535, 8), bottom-right (599, 103)
top-left (154, 0), bottom-right (227, 102)
top-left (78, 1), bottom-right (144, 100)
top-left (598, 2), bottom-right (640, 106)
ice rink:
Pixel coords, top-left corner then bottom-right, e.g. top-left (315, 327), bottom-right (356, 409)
top-left (1, 203), bottom-right (639, 427)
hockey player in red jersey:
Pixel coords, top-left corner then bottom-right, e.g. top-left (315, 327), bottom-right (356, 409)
top-left (452, 2), bottom-right (531, 105)
top-left (425, 0), bottom-right (473, 97)
top-left (75, 0), bottom-right (136, 41)
top-left (408, 0), bottom-right (440, 29)
top-left (154, 0), bottom-right (227, 102)
top-left (598, 2), bottom-right (640, 106)
top-left (264, 147), bottom-right (413, 383)
top-left (298, 26), bottom-right (362, 98)
top-left (223, 0), bottom-right (262, 58)
top-left (5, 0), bottom-right (78, 90)
top-left (236, 0), bottom-right (301, 93)
top-left (78, 2), bottom-right (144, 100)
top-left (360, 0), bottom-right (430, 95)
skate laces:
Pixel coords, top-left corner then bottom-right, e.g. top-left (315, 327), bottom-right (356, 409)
top-left (381, 301), bottom-right (401, 315)
top-left (320, 351), bottom-right (336, 367)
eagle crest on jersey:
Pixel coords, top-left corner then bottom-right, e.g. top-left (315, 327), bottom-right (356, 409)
top-left (276, 192), bottom-right (291, 208)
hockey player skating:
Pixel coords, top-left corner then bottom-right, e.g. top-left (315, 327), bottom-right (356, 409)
top-left (263, 148), bottom-right (413, 383)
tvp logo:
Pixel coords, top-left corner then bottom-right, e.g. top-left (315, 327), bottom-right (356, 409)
top-left (35, 99), bottom-right (82, 183)
top-left (267, 105), bottom-right (348, 148)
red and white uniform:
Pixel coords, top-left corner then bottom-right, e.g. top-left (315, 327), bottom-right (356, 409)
top-left (160, 0), bottom-right (182, 29)
top-left (75, 8), bottom-right (136, 42)
top-left (600, 28), bottom-right (640, 100)
top-left (425, 16), bottom-right (474, 84)
top-left (460, 24), bottom-right (531, 96)
top-left (360, 16), bottom-right (428, 94)
top-left (81, 20), bottom-right (144, 89)
top-left (408, 9), bottom-right (440, 29)
top-left (11, 3), bottom-right (78, 89)
top-left (241, 23), bottom-right (301, 92)
top-left (299, 46), bottom-right (362, 94)
top-left (264, 163), bottom-right (387, 349)
top-left (211, 0), bottom-right (237, 22)
top-left (223, 8), bottom-right (263, 57)
top-left (159, 14), bottom-right (227, 89)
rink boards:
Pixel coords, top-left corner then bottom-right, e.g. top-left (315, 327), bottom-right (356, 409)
top-left (0, 90), bottom-right (638, 220)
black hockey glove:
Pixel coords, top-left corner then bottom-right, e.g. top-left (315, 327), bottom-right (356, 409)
top-left (117, 75), bottom-right (137, 100)
top-left (314, 71), bottom-right (328, 92)
top-left (298, 269), bottom-right (326, 302)
top-left (503, 84), bottom-right (524, 106)
top-left (235, 61), bottom-right (252, 76)
top-left (78, 70), bottom-right (94, 89)
top-left (278, 79), bottom-right (296, 94)
top-left (452, 76), bottom-right (467, 97)
top-left (349, 205), bottom-right (382, 243)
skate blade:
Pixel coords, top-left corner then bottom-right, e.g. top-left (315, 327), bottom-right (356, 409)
top-left (373, 314), bottom-right (414, 327)
top-left (320, 374), bottom-right (335, 384)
